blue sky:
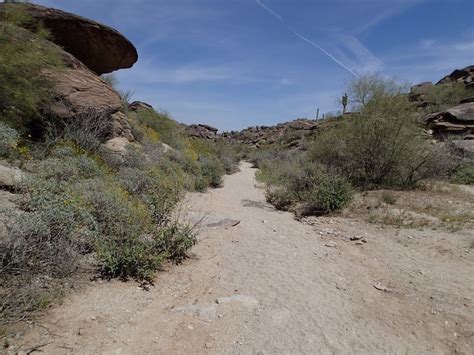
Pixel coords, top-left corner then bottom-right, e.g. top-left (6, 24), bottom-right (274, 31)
top-left (35, 0), bottom-right (473, 131)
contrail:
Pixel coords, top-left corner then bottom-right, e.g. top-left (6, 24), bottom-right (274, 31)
top-left (255, 0), bottom-right (358, 77)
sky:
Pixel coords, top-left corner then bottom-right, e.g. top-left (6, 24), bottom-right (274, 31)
top-left (35, 0), bottom-right (473, 131)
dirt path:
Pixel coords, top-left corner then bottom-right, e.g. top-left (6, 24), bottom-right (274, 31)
top-left (13, 163), bottom-right (474, 354)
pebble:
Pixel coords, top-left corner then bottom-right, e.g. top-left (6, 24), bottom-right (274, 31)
top-left (187, 325), bottom-right (194, 330)
top-left (325, 241), bottom-right (337, 248)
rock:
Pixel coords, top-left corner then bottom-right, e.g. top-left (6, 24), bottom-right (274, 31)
top-left (0, 164), bottom-right (23, 188)
top-left (102, 136), bottom-right (131, 157)
top-left (446, 102), bottom-right (474, 122)
top-left (110, 112), bottom-right (134, 142)
top-left (325, 241), bottom-right (337, 248)
top-left (43, 58), bottom-right (122, 121)
top-left (206, 219), bottom-right (241, 229)
top-left (410, 82), bottom-right (433, 96)
top-left (349, 236), bottom-right (362, 241)
top-left (452, 140), bottom-right (474, 159)
top-left (409, 82), bottom-right (433, 106)
top-left (221, 118), bottom-right (320, 148)
top-left (437, 65), bottom-right (474, 86)
top-left (128, 101), bottom-right (154, 112)
top-left (422, 102), bottom-right (474, 136)
top-left (373, 283), bottom-right (392, 292)
top-left (185, 124), bottom-right (219, 139)
top-left (0, 3), bottom-right (138, 75)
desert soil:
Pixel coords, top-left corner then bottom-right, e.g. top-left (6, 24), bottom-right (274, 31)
top-left (10, 163), bottom-right (474, 354)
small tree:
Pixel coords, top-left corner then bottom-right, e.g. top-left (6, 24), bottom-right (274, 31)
top-left (347, 73), bottom-right (406, 109)
top-left (309, 74), bottom-right (454, 187)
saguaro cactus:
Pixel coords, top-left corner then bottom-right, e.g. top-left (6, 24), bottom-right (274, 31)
top-left (341, 92), bottom-right (348, 114)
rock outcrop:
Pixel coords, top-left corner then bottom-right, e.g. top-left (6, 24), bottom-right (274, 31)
top-left (0, 3), bottom-right (138, 75)
top-left (409, 82), bottom-right (433, 107)
top-left (185, 124), bottom-right (219, 139)
top-left (437, 65), bottom-right (474, 88)
top-left (128, 101), bottom-right (154, 112)
top-left (410, 65), bottom-right (474, 139)
top-left (222, 119), bottom-right (319, 147)
top-left (422, 102), bottom-right (474, 137)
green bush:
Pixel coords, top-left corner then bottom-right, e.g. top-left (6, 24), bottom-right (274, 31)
top-left (198, 155), bottom-right (225, 188)
top-left (451, 163), bottom-right (474, 185)
top-left (134, 109), bottom-right (185, 149)
top-left (259, 157), bottom-right (353, 214)
top-left (308, 75), bottom-right (454, 188)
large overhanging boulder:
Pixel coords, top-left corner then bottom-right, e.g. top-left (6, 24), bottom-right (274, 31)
top-left (0, 3), bottom-right (138, 75)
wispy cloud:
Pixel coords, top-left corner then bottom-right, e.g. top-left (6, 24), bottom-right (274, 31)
top-left (255, 0), bottom-right (359, 77)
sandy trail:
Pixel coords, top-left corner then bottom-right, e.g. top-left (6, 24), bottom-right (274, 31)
top-left (14, 163), bottom-right (474, 354)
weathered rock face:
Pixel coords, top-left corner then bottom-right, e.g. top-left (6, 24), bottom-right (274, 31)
top-left (437, 65), bottom-right (474, 87)
top-left (185, 124), bottom-right (219, 139)
top-left (0, 3), bottom-right (138, 75)
top-left (43, 52), bottom-right (123, 121)
top-left (422, 102), bottom-right (474, 137)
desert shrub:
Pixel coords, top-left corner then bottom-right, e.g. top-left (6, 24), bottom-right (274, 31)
top-left (24, 148), bottom-right (103, 185)
top-left (425, 82), bottom-right (473, 113)
top-left (309, 76), bottom-right (454, 188)
top-left (259, 157), bottom-right (353, 214)
top-left (44, 110), bottom-right (112, 152)
top-left (451, 163), bottom-right (474, 185)
top-left (381, 191), bottom-right (397, 205)
top-left (154, 222), bottom-right (197, 262)
top-left (0, 121), bottom-right (20, 159)
top-left (198, 155), bottom-right (225, 188)
top-left (117, 166), bottom-right (184, 225)
top-left (189, 139), bottom-right (243, 174)
top-left (134, 109), bottom-right (184, 149)
top-left (0, 6), bottom-right (63, 129)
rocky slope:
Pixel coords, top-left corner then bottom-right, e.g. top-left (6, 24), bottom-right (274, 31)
top-left (183, 66), bottom-right (474, 152)
top-left (411, 65), bottom-right (474, 139)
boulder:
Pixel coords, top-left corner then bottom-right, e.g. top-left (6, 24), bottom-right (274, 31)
top-left (103, 136), bottom-right (131, 156)
top-left (0, 3), bottom-right (138, 75)
top-left (186, 124), bottom-right (219, 139)
top-left (437, 65), bottom-right (474, 86)
top-left (410, 81), bottom-right (433, 96)
top-left (447, 102), bottom-right (474, 121)
top-left (43, 62), bottom-right (122, 121)
top-left (422, 102), bottom-right (474, 136)
top-left (110, 111), bottom-right (134, 142)
top-left (0, 164), bottom-right (23, 188)
top-left (129, 101), bottom-right (154, 112)
top-left (452, 140), bottom-right (474, 160)
top-left (409, 82), bottom-right (433, 107)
